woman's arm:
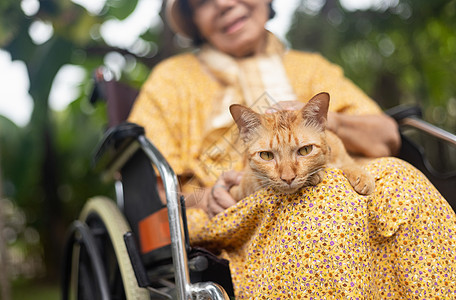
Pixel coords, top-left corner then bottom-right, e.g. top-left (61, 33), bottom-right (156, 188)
top-left (327, 112), bottom-right (401, 157)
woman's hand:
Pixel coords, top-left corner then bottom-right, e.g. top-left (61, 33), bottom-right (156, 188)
top-left (203, 170), bottom-right (243, 218)
top-left (326, 112), bottom-right (400, 157)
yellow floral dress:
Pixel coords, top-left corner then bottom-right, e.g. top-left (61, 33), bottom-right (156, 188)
top-left (129, 50), bottom-right (456, 299)
top-left (187, 158), bottom-right (456, 299)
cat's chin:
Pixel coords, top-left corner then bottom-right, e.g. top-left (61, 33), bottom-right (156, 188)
top-left (273, 185), bottom-right (303, 195)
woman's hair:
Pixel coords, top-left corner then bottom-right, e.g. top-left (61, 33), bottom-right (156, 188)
top-left (177, 0), bottom-right (276, 46)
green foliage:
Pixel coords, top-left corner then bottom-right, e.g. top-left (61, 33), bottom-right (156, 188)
top-left (0, 0), bottom-right (162, 282)
top-left (0, 0), bottom-right (23, 45)
top-left (105, 0), bottom-right (139, 20)
top-left (12, 279), bottom-right (59, 300)
top-left (52, 96), bottom-right (115, 219)
top-left (0, 117), bottom-right (25, 199)
top-left (288, 0), bottom-right (456, 131)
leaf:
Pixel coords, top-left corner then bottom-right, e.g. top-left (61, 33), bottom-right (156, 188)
top-left (3, 18), bottom-right (36, 61)
top-left (0, 0), bottom-right (23, 46)
top-left (105, 0), bottom-right (139, 20)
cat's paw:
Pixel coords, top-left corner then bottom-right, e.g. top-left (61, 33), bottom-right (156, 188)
top-left (229, 185), bottom-right (243, 202)
top-left (344, 167), bottom-right (375, 195)
top-left (308, 170), bottom-right (324, 186)
top-left (351, 174), bottom-right (375, 195)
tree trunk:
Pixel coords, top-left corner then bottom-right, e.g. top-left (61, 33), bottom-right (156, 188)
top-left (25, 36), bottom-right (74, 281)
top-left (0, 160), bottom-right (11, 300)
top-left (40, 128), bottom-right (66, 280)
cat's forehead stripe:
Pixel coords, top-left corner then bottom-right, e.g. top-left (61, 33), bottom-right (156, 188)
top-left (267, 131), bottom-right (319, 149)
top-left (264, 111), bottom-right (298, 130)
top-left (294, 135), bottom-right (300, 146)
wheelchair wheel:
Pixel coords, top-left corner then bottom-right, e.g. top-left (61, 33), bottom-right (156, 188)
top-left (73, 197), bottom-right (149, 300)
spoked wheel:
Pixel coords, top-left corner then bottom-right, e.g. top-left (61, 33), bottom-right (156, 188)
top-left (63, 197), bottom-right (149, 300)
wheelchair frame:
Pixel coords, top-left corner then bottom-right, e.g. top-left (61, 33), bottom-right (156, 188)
top-left (61, 67), bottom-right (456, 300)
top-left (61, 122), bottom-right (232, 299)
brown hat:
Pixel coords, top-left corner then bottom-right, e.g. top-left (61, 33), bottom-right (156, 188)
top-left (165, 0), bottom-right (198, 38)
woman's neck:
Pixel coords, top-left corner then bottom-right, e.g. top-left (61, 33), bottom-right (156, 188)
top-left (234, 31), bottom-right (269, 58)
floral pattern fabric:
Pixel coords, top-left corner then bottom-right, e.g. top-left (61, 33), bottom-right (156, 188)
top-left (187, 158), bottom-right (456, 299)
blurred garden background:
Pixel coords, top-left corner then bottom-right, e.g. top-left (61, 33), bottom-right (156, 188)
top-left (0, 0), bottom-right (455, 298)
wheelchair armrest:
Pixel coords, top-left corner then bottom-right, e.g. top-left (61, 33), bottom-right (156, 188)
top-left (92, 122), bottom-right (145, 181)
top-left (386, 105), bottom-right (456, 147)
top-left (385, 105), bottom-right (422, 122)
top-left (399, 116), bottom-right (456, 147)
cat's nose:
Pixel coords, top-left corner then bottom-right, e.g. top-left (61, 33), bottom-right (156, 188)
top-left (281, 175), bottom-right (296, 185)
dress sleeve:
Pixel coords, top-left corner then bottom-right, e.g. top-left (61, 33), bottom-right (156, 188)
top-left (286, 51), bottom-right (383, 115)
top-left (128, 59), bottom-right (185, 174)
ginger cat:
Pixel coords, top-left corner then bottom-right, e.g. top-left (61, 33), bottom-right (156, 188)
top-left (229, 92), bottom-right (375, 201)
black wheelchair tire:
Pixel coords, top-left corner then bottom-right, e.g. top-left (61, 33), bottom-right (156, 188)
top-left (74, 197), bottom-right (149, 300)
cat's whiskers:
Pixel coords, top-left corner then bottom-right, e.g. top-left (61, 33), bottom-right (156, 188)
top-left (256, 179), bottom-right (273, 191)
top-left (307, 167), bottom-right (324, 178)
top-left (252, 173), bottom-right (269, 183)
top-left (258, 182), bottom-right (273, 191)
top-left (301, 167), bottom-right (324, 187)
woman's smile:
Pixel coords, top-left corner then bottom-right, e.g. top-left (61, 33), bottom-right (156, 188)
top-left (223, 16), bottom-right (248, 35)
top-left (191, 0), bottom-right (271, 57)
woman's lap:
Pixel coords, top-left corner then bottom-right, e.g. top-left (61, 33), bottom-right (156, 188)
top-left (366, 157), bottom-right (456, 298)
top-left (187, 157), bottom-right (456, 299)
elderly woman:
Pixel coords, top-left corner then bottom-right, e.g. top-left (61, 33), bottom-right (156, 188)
top-left (128, 0), bottom-right (456, 298)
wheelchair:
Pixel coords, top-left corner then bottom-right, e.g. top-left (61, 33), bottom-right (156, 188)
top-left (61, 67), bottom-right (456, 300)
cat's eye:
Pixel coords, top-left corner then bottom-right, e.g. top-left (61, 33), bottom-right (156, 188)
top-left (259, 151), bottom-right (274, 161)
top-left (298, 145), bottom-right (313, 156)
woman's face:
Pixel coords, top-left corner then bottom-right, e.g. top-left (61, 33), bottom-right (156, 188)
top-left (189, 0), bottom-right (271, 57)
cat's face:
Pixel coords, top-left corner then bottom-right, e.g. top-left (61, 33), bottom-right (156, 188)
top-left (245, 111), bottom-right (328, 193)
top-left (230, 92), bottom-right (330, 194)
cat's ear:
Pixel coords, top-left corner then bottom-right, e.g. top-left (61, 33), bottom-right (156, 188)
top-left (301, 92), bottom-right (330, 130)
top-left (230, 104), bottom-right (262, 141)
